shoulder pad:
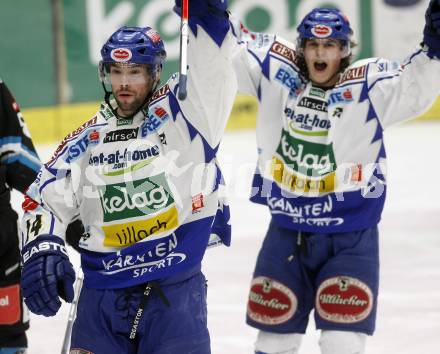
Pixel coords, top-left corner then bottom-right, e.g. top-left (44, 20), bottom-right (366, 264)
top-left (337, 59), bottom-right (372, 85)
top-left (65, 116), bottom-right (100, 142)
top-left (149, 83), bottom-right (170, 103)
top-left (269, 36), bottom-right (298, 64)
top-left (45, 115), bottom-right (100, 167)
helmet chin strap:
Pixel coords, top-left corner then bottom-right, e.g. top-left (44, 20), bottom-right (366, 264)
top-left (101, 79), bottom-right (161, 120)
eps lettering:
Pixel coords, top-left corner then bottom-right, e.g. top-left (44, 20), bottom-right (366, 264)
top-left (274, 67), bottom-right (302, 97)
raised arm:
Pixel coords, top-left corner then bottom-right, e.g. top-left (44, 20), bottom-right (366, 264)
top-left (173, 0), bottom-right (237, 147)
top-left (229, 14), bottom-right (273, 97)
top-left (368, 0), bottom-right (440, 128)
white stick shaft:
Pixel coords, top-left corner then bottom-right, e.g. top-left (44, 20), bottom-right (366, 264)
top-left (60, 274), bottom-right (84, 354)
top-left (180, 19), bottom-right (189, 76)
top-left (178, 0), bottom-right (189, 100)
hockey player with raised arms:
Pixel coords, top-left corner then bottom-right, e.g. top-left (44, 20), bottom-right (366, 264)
top-left (19, 1), bottom-right (236, 353)
top-left (230, 0), bottom-right (440, 353)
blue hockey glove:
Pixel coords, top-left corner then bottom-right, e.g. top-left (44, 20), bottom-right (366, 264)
top-left (424, 0), bottom-right (440, 58)
top-left (175, 0), bottom-right (228, 17)
top-left (21, 236), bottom-right (75, 317)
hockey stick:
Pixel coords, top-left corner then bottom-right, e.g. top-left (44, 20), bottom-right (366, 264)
top-left (60, 272), bottom-right (84, 354)
top-left (178, 0), bottom-right (189, 100)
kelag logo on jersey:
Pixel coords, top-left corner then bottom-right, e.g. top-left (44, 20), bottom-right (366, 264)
top-left (98, 173), bottom-right (174, 222)
top-left (103, 128), bottom-right (138, 143)
top-left (276, 130), bottom-right (336, 176)
top-left (271, 130), bottom-right (337, 194)
top-left (141, 106), bottom-right (170, 137)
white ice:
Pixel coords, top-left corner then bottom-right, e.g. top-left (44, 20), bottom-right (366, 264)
top-left (14, 122), bottom-right (440, 354)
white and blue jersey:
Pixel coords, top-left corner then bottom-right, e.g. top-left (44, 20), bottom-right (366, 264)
top-left (230, 15), bottom-right (440, 233)
top-left (21, 17), bottom-right (237, 289)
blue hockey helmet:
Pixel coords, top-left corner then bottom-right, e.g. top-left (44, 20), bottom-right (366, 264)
top-left (100, 26), bottom-right (167, 66)
top-left (99, 26), bottom-right (167, 117)
top-left (297, 8), bottom-right (353, 56)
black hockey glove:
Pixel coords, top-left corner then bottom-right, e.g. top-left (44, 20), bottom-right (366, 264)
top-left (21, 236), bottom-right (75, 316)
top-left (0, 165), bottom-right (19, 258)
top-left (424, 0), bottom-right (440, 58)
top-left (65, 219), bottom-right (85, 253)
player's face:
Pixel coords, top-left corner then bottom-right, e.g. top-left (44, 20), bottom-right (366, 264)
top-left (110, 64), bottom-right (156, 117)
top-left (303, 38), bottom-right (344, 88)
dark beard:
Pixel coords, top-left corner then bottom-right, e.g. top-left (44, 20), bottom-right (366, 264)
top-left (114, 96), bottom-right (145, 117)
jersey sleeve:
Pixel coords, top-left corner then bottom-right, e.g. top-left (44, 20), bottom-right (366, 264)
top-left (21, 138), bottom-right (79, 246)
top-left (367, 47), bottom-right (440, 128)
top-left (229, 13), bottom-right (277, 97)
top-left (170, 1), bottom-right (237, 148)
top-left (0, 80), bottom-right (41, 193)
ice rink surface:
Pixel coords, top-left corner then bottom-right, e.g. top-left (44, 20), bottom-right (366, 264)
top-left (15, 122), bottom-right (440, 354)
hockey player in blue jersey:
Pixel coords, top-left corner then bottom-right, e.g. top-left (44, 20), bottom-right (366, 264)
top-left (19, 1), bottom-right (236, 353)
top-left (229, 0), bottom-right (440, 353)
